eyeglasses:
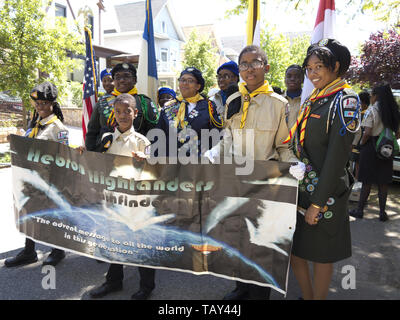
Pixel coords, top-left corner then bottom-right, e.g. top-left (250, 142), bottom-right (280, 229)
top-left (238, 60), bottom-right (264, 71)
top-left (216, 74), bottom-right (233, 81)
top-left (178, 78), bottom-right (197, 85)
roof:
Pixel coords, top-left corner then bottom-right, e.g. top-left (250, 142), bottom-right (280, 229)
top-left (220, 35), bottom-right (245, 57)
top-left (114, 0), bottom-right (167, 33)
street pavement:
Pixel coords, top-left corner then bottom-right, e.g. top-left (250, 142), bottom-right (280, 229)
top-left (0, 129), bottom-right (399, 300)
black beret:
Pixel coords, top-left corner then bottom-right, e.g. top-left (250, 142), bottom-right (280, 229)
top-left (307, 38), bottom-right (351, 76)
top-left (30, 82), bottom-right (58, 101)
top-left (180, 67), bottom-right (205, 93)
top-left (111, 63), bottom-right (137, 79)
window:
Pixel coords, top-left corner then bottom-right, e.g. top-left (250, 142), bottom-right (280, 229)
top-left (55, 4), bottom-right (67, 17)
top-left (162, 21), bottom-right (167, 34)
top-left (161, 48), bottom-right (168, 62)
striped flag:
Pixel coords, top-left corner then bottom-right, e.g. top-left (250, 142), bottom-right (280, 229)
top-left (246, 0), bottom-right (260, 46)
top-left (82, 27), bottom-right (98, 142)
top-left (301, 0), bottom-right (336, 104)
top-left (137, 0), bottom-right (158, 104)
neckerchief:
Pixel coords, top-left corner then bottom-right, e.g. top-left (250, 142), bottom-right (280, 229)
top-left (174, 93), bottom-right (204, 129)
top-left (284, 78), bottom-right (351, 145)
top-left (238, 80), bottom-right (274, 129)
top-left (107, 87), bottom-right (138, 127)
top-left (28, 115), bottom-right (58, 138)
top-left (111, 86), bottom-right (138, 97)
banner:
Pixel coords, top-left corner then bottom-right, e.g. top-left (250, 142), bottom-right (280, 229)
top-left (10, 135), bottom-right (298, 295)
top-left (246, 0), bottom-right (260, 46)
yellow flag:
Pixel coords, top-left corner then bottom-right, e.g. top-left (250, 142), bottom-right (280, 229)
top-left (246, 0), bottom-right (260, 46)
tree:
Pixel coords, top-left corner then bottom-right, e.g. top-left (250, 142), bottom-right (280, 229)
top-left (227, 0), bottom-right (400, 25)
top-left (346, 28), bottom-right (400, 89)
top-left (260, 26), bottom-right (310, 89)
top-left (181, 30), bottom-right (219, 94)
top-left (0, 0), bottom-right (84, 129)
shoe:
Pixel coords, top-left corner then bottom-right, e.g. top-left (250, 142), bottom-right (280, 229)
top-left (131, 289), bottom-right (152, 300)
top-left (222, 288), bottom-right (249, 300)
top-left (349, 208), bottom-right (363, 219)
top-left (379, 212), bottom-right (389, 222)
top-left (43, 249), bottom-right (65, 266)
top-left (4, 249), bottom-right (38, 267)
top-left (89, 281), bottom-right (123, 299)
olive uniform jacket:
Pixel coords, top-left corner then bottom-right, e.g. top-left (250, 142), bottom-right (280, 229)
top-left (292, 88), bottom-right (359, 263)
top-left (85, 93), bottom-right (158, 151)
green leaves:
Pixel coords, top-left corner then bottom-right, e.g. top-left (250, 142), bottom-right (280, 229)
top-left (0, 0), bottom-right (84, 125)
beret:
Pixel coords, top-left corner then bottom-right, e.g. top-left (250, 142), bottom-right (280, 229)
top-left (307, 38), bottom-right (351, 76)
top-left (180, 67), bottom-right (205, 93)
top-left (100, 68), bottom-right (112, 81)
top-left (217, 61), bottom-right (239, 77)
top-left (158, 87), bottom-right (176, 99)
top-left (30, 82), bottom-right (58, 101)
top-left (111, 63), bottom-right (137, 78)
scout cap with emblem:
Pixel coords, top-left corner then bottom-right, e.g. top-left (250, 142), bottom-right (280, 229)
top-left (100, 68), bottom-right (112, 81)
top-left (180, 67), bottom-right (205, 92)
top-left (30, 82), bottom-right (58, 101)
top-left (111, 63), bottom-right (137, 79)
top-left (305, 39), bottom-right (351, 77)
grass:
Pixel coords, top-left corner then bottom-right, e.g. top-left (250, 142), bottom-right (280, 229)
top-left (0, 152), bottom-right (11, 164)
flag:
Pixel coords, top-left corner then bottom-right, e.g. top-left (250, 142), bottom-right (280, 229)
top-left (301, 0), bottom-right (336, 104)
top-left (82, 27), bottom-right (98, 142)
top-left (246, 0), bottom-right (260, 46)
top-left (137, 0), bottom-right (158, 104)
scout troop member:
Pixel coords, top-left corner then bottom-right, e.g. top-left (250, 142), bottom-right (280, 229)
top-left (289, 39), bottom-right (360, 300)
top-left (350, 84), bottom-right (400, 222)
top-left (283, 64), bottom-right (304, 130)
top-left (155, 67), bottom-right (223, 159)
top-left (85, 62), bottom-right (159, 151)
top-left (87, 94), bottom-right (153, 299)
top-left (212, 45), bottom-right (305, 300)
top-left (209, 61), bottom-right (240, 117)
top-left (157, 87), bottom-right (176, 109)
top-left (5, 82), bottom-right (69, 268)
top-left (100, 68), bottom-right (114, 96)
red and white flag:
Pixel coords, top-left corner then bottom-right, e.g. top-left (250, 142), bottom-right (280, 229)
top-left (301, 0), bottom-right (336, 104)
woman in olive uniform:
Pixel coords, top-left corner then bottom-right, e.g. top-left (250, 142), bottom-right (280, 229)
top-left (288, 39), bottom-right (360, 300)
top-left (5, 82), bottom-right (69, 268)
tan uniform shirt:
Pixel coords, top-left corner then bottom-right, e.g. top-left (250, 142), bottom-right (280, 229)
top-left (35, 114), bottom-right (69, 145)
top-left (107, 127), bottom-right (150, 157)
top-left (283, 92), bottom-right (302, 130)
top-left (362, 103), bottom-right (384, 136)
top-left (221, 92), bottom-right (298, 162)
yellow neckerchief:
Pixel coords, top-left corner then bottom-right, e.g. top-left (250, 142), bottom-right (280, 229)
top-left (28, 114), bottom-right (58, 138)
top-left (284, 78), bottom-right (351, 145)
top-left (238, 80), bottom-right (274, 129)
top-left (174, 93), bottom-right (204, 129)
top-left (111, 86), bottom-right (138, 97)
top-left (107, 86), bottom-right (138, 127)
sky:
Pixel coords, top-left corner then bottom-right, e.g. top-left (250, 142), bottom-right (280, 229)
top-left (105, 0), bottom-right (388, 54)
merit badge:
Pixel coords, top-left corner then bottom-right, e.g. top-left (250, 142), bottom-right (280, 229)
top-left (322, 205), bottom-right (328, 213)
top-left (303, 158), bottom-right (309, 165)
top-left (324, 211), bottom-right (333, 219)
top-left (347, 120), bottom-right (356, 130)
top-left (308, 171), bottom-right (317, 179)
top-left (318, 39), bottom-right (329, 46)
top-left (306, 184), bottom-right (315, 193)
top-left (299, 185), bottom-right (306, 192)
top-left (327, 197), bottom-right (335, 206)
top-left (57, 131), bottom-right (68, 140)
top-left (306, 165), bottom-right (312, 172)
top-left (312, 177), bottom-right (319, 185)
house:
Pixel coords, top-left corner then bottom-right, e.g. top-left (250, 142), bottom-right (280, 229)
top-left (103, 0), bottom-right (185, 90)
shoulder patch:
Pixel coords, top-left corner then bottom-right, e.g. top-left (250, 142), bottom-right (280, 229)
top-left (342, 96), bottom-right (358, 110)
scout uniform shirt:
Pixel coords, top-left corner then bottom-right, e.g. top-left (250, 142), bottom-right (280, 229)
top-left (32, 114), bottom-right (69, 145)
top-left (361, 102), bottom-right (384, 136)
top-left (283, 91), bottom-right (302, 130)
top-left (221, 92), bottom-right (298, 162)
top-left (106, 127), bottom-right (151, 179)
